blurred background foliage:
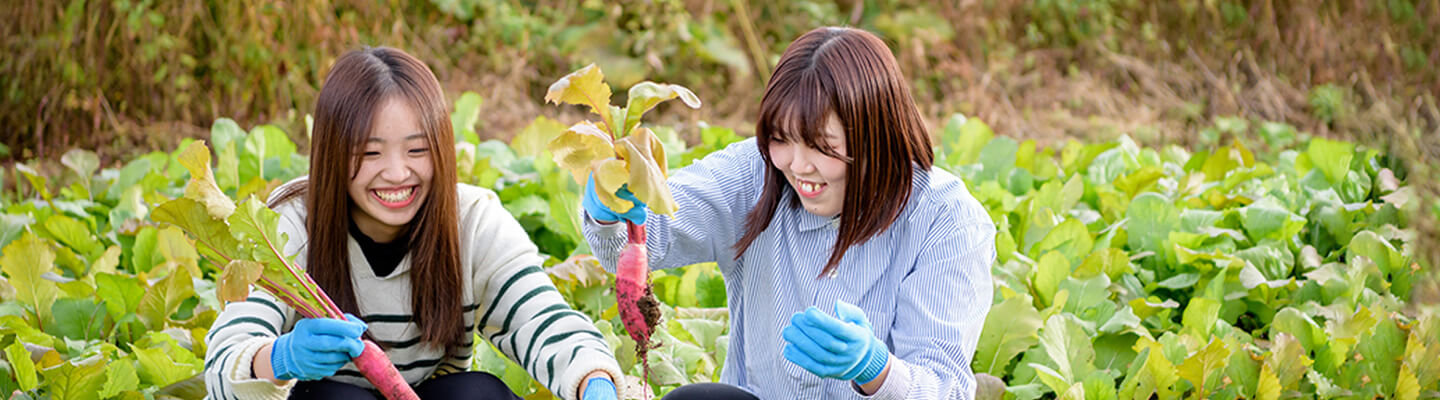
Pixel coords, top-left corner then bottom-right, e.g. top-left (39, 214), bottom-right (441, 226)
top-left (2, 0), bottom-right (1438, 288)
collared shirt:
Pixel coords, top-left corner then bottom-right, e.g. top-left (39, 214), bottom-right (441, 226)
top-left (584, 139), bottom-right (995, 399)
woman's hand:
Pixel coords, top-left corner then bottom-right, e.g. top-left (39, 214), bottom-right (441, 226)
top-left (781, 300), bottom-right (890, 386)
top-left (583, 174), bottom-right (648, 225)
top-left (267, 314), bottom-right (368, 381)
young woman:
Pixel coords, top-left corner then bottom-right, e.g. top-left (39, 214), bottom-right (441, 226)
top-left (582, 27), bottom-right (995, 399)
top-left (203, 47), bottom-right (622, 400)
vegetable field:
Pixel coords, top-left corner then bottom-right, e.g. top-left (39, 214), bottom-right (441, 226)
top-left (0, 91), bottom-right (1436, 400)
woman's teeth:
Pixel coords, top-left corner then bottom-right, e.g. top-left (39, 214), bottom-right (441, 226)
top-left (799, 181), bottom-right (823, 193)
top-left (374, 187), bottom-right (413, 203)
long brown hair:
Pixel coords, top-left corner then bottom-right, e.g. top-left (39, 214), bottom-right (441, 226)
top-left (270, 47), bottom-right (463, 352)
top-left (734, 27), bottom-right (934, 277)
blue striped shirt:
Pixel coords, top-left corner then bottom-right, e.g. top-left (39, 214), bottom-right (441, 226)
top-left (584, 139), bottom-right (995, 399)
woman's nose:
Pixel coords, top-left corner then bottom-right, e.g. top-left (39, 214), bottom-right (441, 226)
top-left (379, 154), bottom-right (411, 182)
top-left (787, 145), bottom-right (816, 174)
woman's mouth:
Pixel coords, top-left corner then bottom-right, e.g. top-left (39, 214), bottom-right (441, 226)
top-left (795, 179), bottom-right (827, 198)
top-left (371, 186), bottom-right (417, 208)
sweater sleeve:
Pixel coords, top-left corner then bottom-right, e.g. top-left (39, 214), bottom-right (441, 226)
top-left (582, 138), bottom-right (767, 273)
top-left (468, 191), bottom-right (623, 400)
top-left (203, 291), bottom-right (298, 400)
top-left (205, 188), bottom-right (306, 400)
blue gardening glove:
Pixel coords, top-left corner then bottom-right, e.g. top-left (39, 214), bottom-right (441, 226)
top-left (271, 314), bottom-right (368, 381)
top-left (781, 300), bottom-right (890, 385)
top-left (583, 173), bottom-right (647, 225)
top-left (581, 376), bottom-right (618, 400)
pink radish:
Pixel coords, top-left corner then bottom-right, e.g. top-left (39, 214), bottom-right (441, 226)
top-left (615, 222), bottom-right (661, 380)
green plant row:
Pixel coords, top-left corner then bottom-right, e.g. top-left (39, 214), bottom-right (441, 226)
top-left (0, 92), bottom-right (1434, 399)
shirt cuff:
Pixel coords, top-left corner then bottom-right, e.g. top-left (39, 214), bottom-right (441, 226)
top-left (556, 347), bottom-right (625, 400)
top-left (225, 337), bottom-right (296, 400)
top-left (856, 354), bottom-right (910, 400)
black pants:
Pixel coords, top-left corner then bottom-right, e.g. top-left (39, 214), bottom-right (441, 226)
top-left (661, 383), bottom-right (760, 400)
top-left (289, 371), bottom-right (521, 399)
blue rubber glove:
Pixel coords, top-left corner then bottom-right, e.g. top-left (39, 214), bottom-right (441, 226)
top-left (581, 376), bottom-right (618, 400)
top-left (583, 173), bottom-right (647, 225)
top-left (270, 314), bottom-right (368, 381)
top-left (781, 300), bottom-right (890, 385)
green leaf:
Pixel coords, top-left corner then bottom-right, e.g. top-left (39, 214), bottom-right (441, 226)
top-left (1, 233), bottom-right (60, 324)
top-left (451, 91), bottom-right (485, 135)
top-left (1126, 193), bottom-right (1178, 257)
top-left (1306, 138), bottom-right (1353, 185)
top-left (4, 342), bottom-right (36, 391)
top-left (510, 116), bottom-right (569, 159)
top-left (1271, 308), bottom-right (1324, 354)
top-left (1119, 346), bottom-right (1178, 400)
top-left (47, 298), bottom-right (105, 340)
top-left (60, 149), bottom-right (99, 194)
top-left (975, 295), bottom-right (1043, 376)
top-left (1035, 315), bottom-right (1097, 386)
top-left (95, 273), bottom-right (145, 322)
top-left (1034, 251), bottom-right (1070, 307)
top-left (15, 163), bottom-right (51, 203)
top-left (942, 114), bottom-right (994, 166)
top-left (239, 125), bottom-right (296, 182)
top-left (622, 82), bottom-right (700, 136)
top-left (1347, 231), bottom-right (1404, 275)
top-left (1033, 218), bottom-right (1094, 267)
top-left (545, 64), bottom-right (615, 132)
top-left (39, 215), bottom-right (101, 264)
top-left (151, 197), bottom-right (242, 263)
top-left (133, 339), bottom-right (200, 388)
top-left (210, 119), bottom-right (247, 192)
top-left (136, 267), bottom-right (195, 328)
top-left (1156, 273), bottom-right (1200, 290)
top-left (978, 137), bottom-right (1018, 183)
top-left (1177, 338), bottom-right (1231, 398)
top-left (40, 358), bottom-right (107, 400)
top-left (1182, 297), bottom-right (1221, 340)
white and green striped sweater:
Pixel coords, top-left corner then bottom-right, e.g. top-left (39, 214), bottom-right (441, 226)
top-left (203, 180), bottom-right (622, 400)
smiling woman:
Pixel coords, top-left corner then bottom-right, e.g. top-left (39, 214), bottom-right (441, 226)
top-left (202, 46), bottom-right (624, 400)
top-left (580, 27), bottom-right (995, 400)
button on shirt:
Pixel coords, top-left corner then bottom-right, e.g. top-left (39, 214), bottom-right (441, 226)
top-left (584, 139), bottom-right (995, 399)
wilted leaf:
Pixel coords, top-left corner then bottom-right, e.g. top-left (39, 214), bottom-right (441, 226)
top-left (545, 64), bottom-right (615, 130)
top-left (550, 121), bottom-right (616, 184)
top-left (618, 132), bottom-right (678, 215)
top-left (175, 141), bottom-right (236, 219)
top-left (217, 260), bottom-right (264, 304)
top-left (621, 82), bottom-right (701, 136)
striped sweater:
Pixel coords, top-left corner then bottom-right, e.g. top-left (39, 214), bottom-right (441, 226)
top-left (204, 179), bottom-right (622, 400)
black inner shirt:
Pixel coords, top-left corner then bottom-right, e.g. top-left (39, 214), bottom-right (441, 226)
top-left (348, 223), bottom-right (410, 278)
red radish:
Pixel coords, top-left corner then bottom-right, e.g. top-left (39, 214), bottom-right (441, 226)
top-left (616, 222), bottom-right (662, 379)
top-left (353, 340), bottom-right (415, 399)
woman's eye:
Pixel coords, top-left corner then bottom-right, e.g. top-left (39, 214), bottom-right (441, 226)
top-left (409, 148), bottom-right (429, 154)
top-left (364, 151), bottom-right (381, 157)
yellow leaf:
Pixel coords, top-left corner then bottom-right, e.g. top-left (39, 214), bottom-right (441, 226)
top-left (621, 82), bottom-right (701, 135)
top-left (549, 121), bottom-right (615, 185)
top-left (545, 64), bottom-right (615, 132)
top-left (91, 246), bottom-right (122, 275)
top-left (176, 141), bottom-right (236, 219)
top-left (1255, 364), bottom-right (1281, 400)
top-left (618, 132), bottom-right (678, 216)
top-left (591, 158), bottom-right (633, 213)
top-left (1, 233), bottom-right (59, 324)
top-left (217, 260), bottom-right (264, 306)
top-left (1395, 364), bottom-right (1420, 400)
